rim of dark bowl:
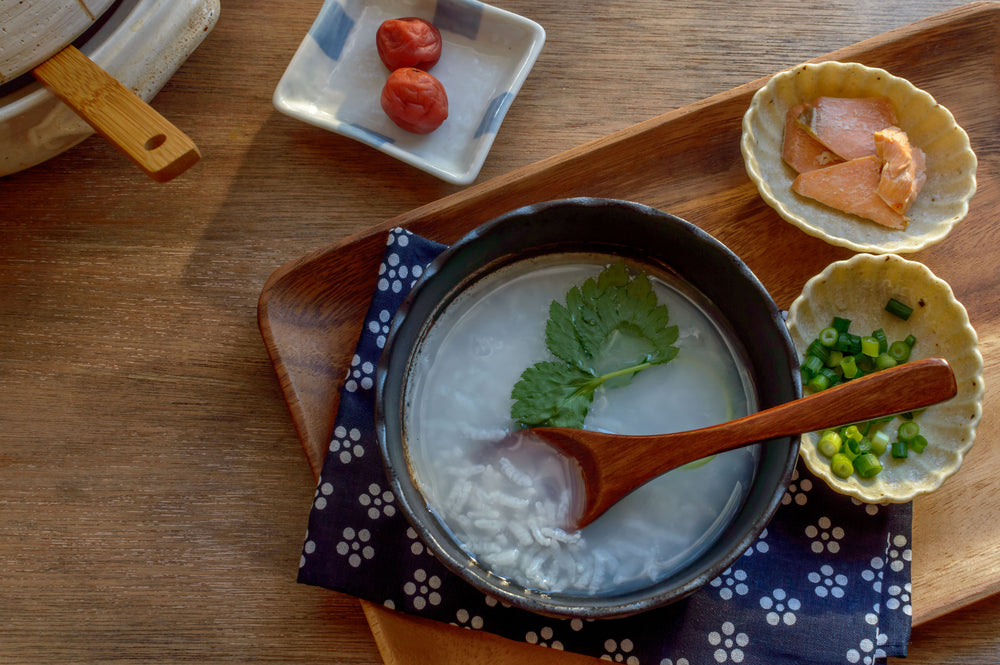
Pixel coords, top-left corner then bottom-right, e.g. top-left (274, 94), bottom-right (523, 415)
top-left (375, 197), bottom-right (801, 619)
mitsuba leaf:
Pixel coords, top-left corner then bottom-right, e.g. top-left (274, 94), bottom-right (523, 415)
top-left (510, 261), bottom-right (681, 429)
top-left (510, 361), bottom-right (596, 428)
top-left (544, 300), bottom-right (587, 369)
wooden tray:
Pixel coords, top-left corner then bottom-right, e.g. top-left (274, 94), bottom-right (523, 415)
top-left (258, 3), bottom-right (1000, 662)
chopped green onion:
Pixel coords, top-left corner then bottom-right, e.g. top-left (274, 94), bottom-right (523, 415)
top-left (875, 352), bottom-right (898, 370)
top-left (897, 420), bottom-right (920, 443)
top-left (847, 437), bottom-right (872, 457)
top-left (818, 327), bottom-right (840, 348)
top-left (843, 424), bottom-right (864, 443)
top-left (806, 340), bottom-right (830, 362)
top-left (909, 434), bottom-right (929, 454)
top-left (839, 441), bottom-right (859, 462)
top-left (825, 350), bottom-right (844, 369)
top-left (872, 329), bottom-right (888, 353)
top-left (818, 430), bottom-right (843, 457)
top-left (802, 354), bottom-right (824, 377)
top-left (832, 316), bottom-right (852, 333)
top-left (888, 340), bottom-right (911, 363)
top-left (854, 453), bottom-right (883, 479)
top-left (861, 336), bottom-right (880, 358)
top-left (886, 297), bottom-right (914, 321)
top-left (835, 332), bottom-right (862, 355)
top-left (840, 354), bottom-right (858, 379)
top-left (870, 429), bottom-right (890, 456)
top-left (830, 453), bottom-right (855, 478)
top-left (808, 373), bottom-right (831, 392)
top-left (802, 308), bottom-right (925, 480)
top-left (819, 367), bottom-right (839, 384)
top-left (807, 367), bottom-right (840, 391)
top-left (856, 353), bottom-right (874, 373)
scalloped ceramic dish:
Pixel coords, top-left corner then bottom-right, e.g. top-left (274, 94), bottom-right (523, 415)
top-left (273, 0), bottom-right (545, 185)
top-left (786, 254), bottom-right (984, 502)
top-left (741, 61), bottom-right (977, 254)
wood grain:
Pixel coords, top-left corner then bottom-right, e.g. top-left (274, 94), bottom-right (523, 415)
top-left (1, 1), bottom-right (997, 664)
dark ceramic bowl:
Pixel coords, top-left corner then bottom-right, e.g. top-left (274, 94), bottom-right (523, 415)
top-left (375, 198), bottom-right (800, 619)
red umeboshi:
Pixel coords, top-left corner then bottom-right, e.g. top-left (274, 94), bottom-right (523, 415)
top-left (380, 68), bottom-right (448, 134)
top-left (376, 17), bottom-right (442, 71)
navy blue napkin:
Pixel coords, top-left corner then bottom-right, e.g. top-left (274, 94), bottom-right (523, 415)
top-left (298, 227), bottom-right (912, 665)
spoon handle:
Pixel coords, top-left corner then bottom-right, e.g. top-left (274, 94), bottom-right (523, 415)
top-left (708, 356), bottom-right (955, 447)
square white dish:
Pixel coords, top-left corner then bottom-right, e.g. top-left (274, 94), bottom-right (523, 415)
top-left (273, 0), bottom-right (545, 184)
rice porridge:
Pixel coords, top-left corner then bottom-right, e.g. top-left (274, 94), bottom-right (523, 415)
top-left (403, 254), bottom-right (759, 596)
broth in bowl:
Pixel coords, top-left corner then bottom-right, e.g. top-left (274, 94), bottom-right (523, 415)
top-left (404, 253), bottom-right (759, 595)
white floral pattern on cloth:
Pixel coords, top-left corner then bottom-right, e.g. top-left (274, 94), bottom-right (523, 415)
top-left (708, 622), bottom-right (749, 663)
top-left (335, 526), bottom-right (374, 568)
top-left (358, 481), bottom-right (395, 519)
top-left (329, 424), bottom-right (364, 464)
top-left (403, 568), bottom-right (443, 610)
top-left (806, 516), bottom-right (846, 554)
top-left (759, 589), bottom-right (800, 626)
top-left (525, 626), bottom-right (563, 649)
top-left (344, 353), bottom-right (376, 393)
top-left (781, 468), bottom-right (812, 507)
top-left (810, 564), bottom-right (849, 599)
top-left (602, 638), bottom-right (640, 664)
top-left (710, 566), bottom-right (750, 600)
top-left (296, 228), bottom-right (913, 665)
top-left (454, 607), bottom-right (485, 630)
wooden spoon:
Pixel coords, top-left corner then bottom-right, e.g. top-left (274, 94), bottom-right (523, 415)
top-left (528, 357), bottom-right (957, 529)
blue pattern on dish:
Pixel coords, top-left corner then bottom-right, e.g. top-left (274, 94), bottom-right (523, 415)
top-left (475, 92), bottom-right (513, 138)
top-left (309, 2), bottom-right (355, 61)
top-left (434, 0), bottom-right (483, 39)
top-left (344, 123), bottom-right (394, 147)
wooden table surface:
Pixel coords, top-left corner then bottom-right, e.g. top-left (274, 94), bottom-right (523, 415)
top-left (2, 1), bottom-right (998, 662)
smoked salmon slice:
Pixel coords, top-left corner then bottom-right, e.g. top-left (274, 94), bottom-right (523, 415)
top-left (792, 155), bottom-right (908, 230)
top-left (874, 126), bottom-right (927, 214)
top-left (797, 97), bottom-right (897, 160)
top-left (782, 104), bottom-right (843, 173)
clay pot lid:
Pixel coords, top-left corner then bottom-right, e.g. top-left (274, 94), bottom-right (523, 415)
top-left (0, 0), bottom-right (117, 83)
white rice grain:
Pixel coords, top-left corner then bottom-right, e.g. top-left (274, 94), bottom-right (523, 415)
top-left (499, 457), bottom-right (533, 487)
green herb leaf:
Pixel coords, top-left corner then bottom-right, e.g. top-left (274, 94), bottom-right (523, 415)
top-left (511, 261), bottom-right (679, 428)
top-left (510, 361), bottom-right (597, 429)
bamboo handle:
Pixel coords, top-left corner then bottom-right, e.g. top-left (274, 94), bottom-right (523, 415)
top-left (33, 45), bottom-right (200, 183)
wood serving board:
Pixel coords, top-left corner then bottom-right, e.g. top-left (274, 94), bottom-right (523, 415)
top-left (258, 3), bottom-right (1000, 662)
